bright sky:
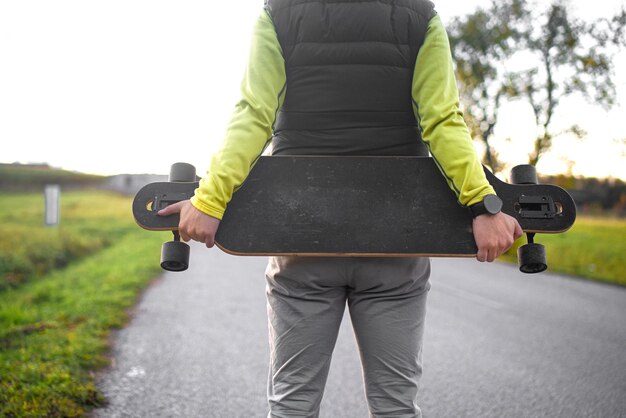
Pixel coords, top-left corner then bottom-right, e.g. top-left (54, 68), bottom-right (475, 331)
top-left (1, 0), bottom-right (625, 179)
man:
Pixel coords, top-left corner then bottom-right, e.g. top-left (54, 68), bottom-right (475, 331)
top-left (159, 1), bottom-right (522, 416)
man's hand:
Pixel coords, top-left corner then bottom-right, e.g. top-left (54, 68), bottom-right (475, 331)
top-left (158, 200), bottom-right (220, 248)
top-left (472, 212), bottom-right (523, 262)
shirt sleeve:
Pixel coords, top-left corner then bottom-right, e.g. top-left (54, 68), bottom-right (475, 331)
top-left (191, 10), bottom-right (287, 220)
top-left (411, 14), bottom-right (495, 206)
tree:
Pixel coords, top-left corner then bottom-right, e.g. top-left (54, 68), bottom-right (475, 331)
top-left (448, 0), bottom-right (626, 171)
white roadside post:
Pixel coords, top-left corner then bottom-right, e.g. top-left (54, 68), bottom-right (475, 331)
top-left (44, 184), bottom-right (61, 226)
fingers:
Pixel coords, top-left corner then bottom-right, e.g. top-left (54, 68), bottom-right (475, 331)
top-left (476, 248), bottom-right (487, 263)
top-left (476, 246), bottom-right (497, 263)
top-left (158, 201), bottom-right (193, 242)
top-left (156, 200), bottom-right (196, 242)
top-left (157, 200), bottom-right (185, 216)
top-left (162, 200), bottom-right (220, 247)
top-left (179, 230), bottom-right (191, 243)
top-left (514, 220), bottom-right (523, 240)
top-left (477, 246), bottom-right (506, 263)
top-left (473, 213), bottom-right (521, 263)
top-left (179, 222), bottom-right (206, 244)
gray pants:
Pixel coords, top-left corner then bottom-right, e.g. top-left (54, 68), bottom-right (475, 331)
top-left (265, 256), bottom-right (431, 418)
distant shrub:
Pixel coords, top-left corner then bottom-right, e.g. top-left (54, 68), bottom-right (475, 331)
top-left (0, 163), bottom-right (106, 192)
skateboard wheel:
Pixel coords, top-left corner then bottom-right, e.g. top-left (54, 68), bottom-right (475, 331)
top-left (517, 243), bottom-right (547, 274)
top-left (510, 164), bottom-right (538, 184)
top-left (169, 162), bottom-right (196, 182)
top-left (160, 241), bottom-right (190, 271)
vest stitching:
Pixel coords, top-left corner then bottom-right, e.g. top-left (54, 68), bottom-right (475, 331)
top-left (280, 41), bottom-right (413, 47)
top-left (268, 0), bottom-right (434, 18)
top-left (288, 64), bottom-right (412, 69)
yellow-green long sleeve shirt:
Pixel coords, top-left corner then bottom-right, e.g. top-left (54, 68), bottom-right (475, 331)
top-left (191, 11), bottom-right (495, 220)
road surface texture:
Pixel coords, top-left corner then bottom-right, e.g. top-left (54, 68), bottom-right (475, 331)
top-left (94, 243), bottom-right (626, 418)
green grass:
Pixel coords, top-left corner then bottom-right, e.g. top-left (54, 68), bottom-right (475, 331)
top-left (0, 191), bottom-right (167, 417)
top-left (0, 192), bottom-right (136, 290)
top-left (503, 216), bottom-right (626, 286)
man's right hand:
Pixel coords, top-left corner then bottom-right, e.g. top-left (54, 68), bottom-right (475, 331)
top-left (157, 200), bottom-right (221, 248)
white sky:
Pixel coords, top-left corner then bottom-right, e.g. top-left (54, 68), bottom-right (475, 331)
top-left (1, 0), bottom-right (625, 180)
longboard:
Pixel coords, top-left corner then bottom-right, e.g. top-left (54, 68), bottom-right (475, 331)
top-left (133, 156), bottom-right (576, 271)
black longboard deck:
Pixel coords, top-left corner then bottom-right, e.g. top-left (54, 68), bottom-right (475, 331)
top-left (133, 156), bottom-right (576, 256)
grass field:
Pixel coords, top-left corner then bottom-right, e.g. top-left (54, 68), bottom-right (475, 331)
top-left (0, 192), bottom-right (139, 290)
top-left (0, 190), bottom-right (167, 417)
top-left (0, 188), bottom-right (624, 416)
top-left (503, 216), bottom-right (626, 286)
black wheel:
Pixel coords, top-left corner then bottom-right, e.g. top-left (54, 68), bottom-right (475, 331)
top-left (169, 162), bottom-right (196, 182)
top-left (160, 240), bottom-right (190, 271)
top-left (510, 164), bottom-right (538, 185)
top-left (517, 243), bottom-right (547, 274)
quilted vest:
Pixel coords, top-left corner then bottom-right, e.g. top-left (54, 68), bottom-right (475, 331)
top-left (265, 0), bottom-right (435, 156)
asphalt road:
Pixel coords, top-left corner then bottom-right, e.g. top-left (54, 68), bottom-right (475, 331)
top-left (94, 243), bottom-right (626, 418)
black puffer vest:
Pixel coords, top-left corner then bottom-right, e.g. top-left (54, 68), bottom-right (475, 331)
top-left (265, 0), bottom-right (436, 156)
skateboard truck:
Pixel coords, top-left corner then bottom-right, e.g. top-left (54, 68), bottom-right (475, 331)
top-left (161, 231), bottom-right (190, 272)
top-left (158, 162), bottom-right (198, 272)
top-left (517, 232), bottom-right (547, 273)
top-left (510, 164), bottom-right (548, 274)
